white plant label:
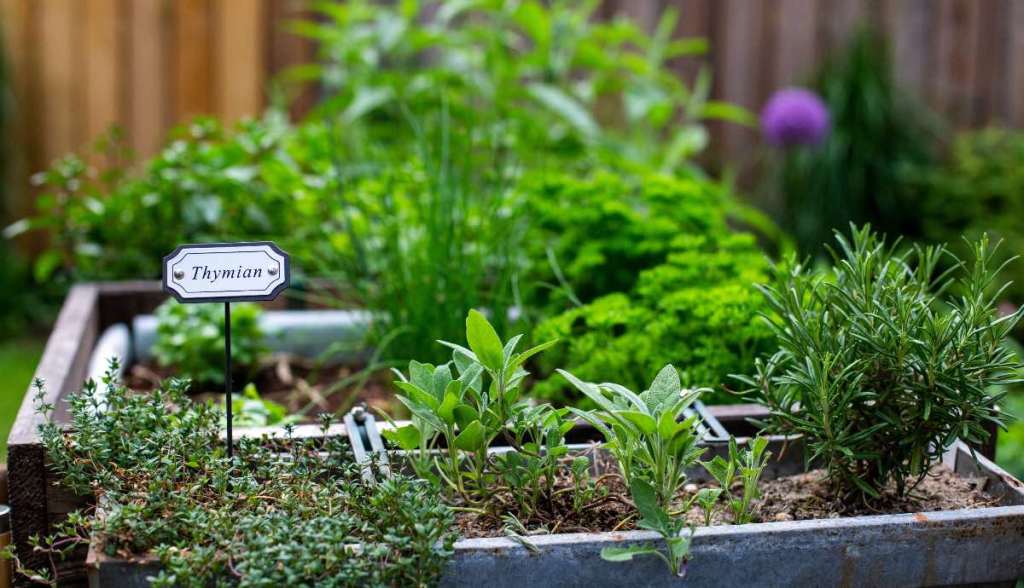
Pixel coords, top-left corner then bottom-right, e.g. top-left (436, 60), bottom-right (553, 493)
top-left (162, 242), bottom-right (290, 302)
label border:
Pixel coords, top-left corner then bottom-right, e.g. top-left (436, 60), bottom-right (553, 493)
top-left (162, 241), bottom-right (291, 303)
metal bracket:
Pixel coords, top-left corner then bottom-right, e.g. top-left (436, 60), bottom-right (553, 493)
top-left (343, 405), bottom-right (391, 483)
top-left (688, 400), bottom-right (729, 441)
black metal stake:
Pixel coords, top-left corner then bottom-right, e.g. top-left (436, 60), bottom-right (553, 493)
top-left (225, 302), bottom-right (233, 459)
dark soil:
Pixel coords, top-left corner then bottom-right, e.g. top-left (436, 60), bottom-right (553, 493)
top-left (753, 466), bottom-right (997, 522)
top-left (455, 455), bottom-right (999, 539)
top-left (125, 355), bottom-right (401, 420)
top-left (455, 448), bottom-right (635, 538)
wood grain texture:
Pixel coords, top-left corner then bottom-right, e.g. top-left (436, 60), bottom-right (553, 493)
top-left (8, 284), bottom-right (98, 579)
top-left (0, 0), bottom-right (36, 225)
top-left (774, 0), bottom-right (818, 86)
top-left (214, 0), bottom-right (266, 124)
top-left (933, 0), bottom-right (980, 125)
top-left (885, 0), bottom-right (933, 99)
top-left (38, 0), bottom-right (80, 157)
top-left (128, 0), bottom-right (169, 158)
top-left (84, 0), bottom-right (122, 144)
top-left (1008, 0), bottom-right (1024, 127)
top-left (173, 0), bottom-right (212, 120)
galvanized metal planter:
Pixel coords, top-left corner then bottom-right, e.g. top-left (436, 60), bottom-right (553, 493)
top-left (442, 442), bottom-right (1024, 588)
top-left (85, 440), bottom-right (1024, 587)
top-left (17, 283), bottom-right (1024, 586)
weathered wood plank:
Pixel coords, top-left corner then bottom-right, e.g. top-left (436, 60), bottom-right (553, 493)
top-left (933, 0), bottom-right (980, 125)
top-left (38, 0), bottom-right (80, 157)
top-left (885, 0), bottom-right (934, 101)
top-left (172, 0), bottom-right (213, 121)
top-left (128, 0), bottom-right (170, 158)
top-left (8, 284), bottom-right (99, 577)
top-left (1007, 0), bottom-right (1024, 127)
top-left (214, 0), bottom-right (266, 124)
top-left (83, 0), bottom-right (122, 145)
top-left (774, 0), bottom-right (818, 86)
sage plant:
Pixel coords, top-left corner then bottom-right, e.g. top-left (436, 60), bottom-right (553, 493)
top-left (384, 309), bottom-right (565, 513)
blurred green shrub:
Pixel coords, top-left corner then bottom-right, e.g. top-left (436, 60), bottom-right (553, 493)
top-left (771, 26), bottom-right (937, 256)
top-left (521, 171), bottom-right (728, 311)
top-left (914, 129), bottom-right (1024, 307)
top-left (7, 117), bottom-right (329, 283)
top-left (152, 299), bottom-right (265, 389)
top-left (528, 173), bottom-right (775, 405)
top-left (289, 0), bottom-right (750, 173)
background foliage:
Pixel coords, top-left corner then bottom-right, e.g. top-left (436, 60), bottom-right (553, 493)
top-left (770, 27), bottom-right (937, 257)
top-left (527, 172), bottom-right (774, 404)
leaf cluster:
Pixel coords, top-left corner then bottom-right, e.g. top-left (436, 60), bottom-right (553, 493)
top-left (559, 364), bottom-right (771, 575)
top-left (532, 203), bottom-right (776, 405)
top-left (152, 299), bottom-right (266, 388)
top-left (561, 365), bottom-right (706, 507)
top-left (913, 128), bottom-right (1024, 323)
top-left (19, 367), bottom-right (454, 587)
top-left (738, 225), bottom-right (1021, 499)
top-left (383, 310), bottom-right (577, 518)
top-left (291, 0), bottom-right (747, 172)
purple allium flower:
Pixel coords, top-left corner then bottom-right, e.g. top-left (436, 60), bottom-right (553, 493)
top-left (760, 88), bottom-right (830, 147)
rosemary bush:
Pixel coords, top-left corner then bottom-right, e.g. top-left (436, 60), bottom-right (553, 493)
top-left (16, 369), bottom-right (454, 587)
top-left (738, 225), bottom-right (1021, 499)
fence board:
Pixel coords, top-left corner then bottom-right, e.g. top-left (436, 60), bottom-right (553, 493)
top-left (886, 0), bottom-right (932, 98)
top-left (38, 0), bottom-right (79, 160)
top-left (2, 0), bottom-right (1023, 224)
top-left (84, 0), bottom-right (122, 145)
top-left (214, 0), bottom-right (265, 124)
top-left (127, 0), bottom-right (168, 157)
top-left (1008, 1), bottom-right (1024, 127)
top-left (934, 0), bottom-right (981, 125)
top-left (173, 0), bottom-right (212, 121)
top-left (774, 0), bottom-right (818, 86)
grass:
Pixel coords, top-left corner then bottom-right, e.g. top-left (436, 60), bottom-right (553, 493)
top-left (0, 337), bottom-right (44, 461)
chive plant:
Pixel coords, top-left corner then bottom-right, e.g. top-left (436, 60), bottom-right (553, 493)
top-left (738, 225), bottom-right (1021, 500)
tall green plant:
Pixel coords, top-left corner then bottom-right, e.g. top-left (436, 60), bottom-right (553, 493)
top-left (303, 112), bottom-right (524, 364)
top-left (290, 0), bottom-right (750, 172)
top-left (772, 27), bottom-right (937, 257)
top-left (738, 225), bottom-right (1020, 500)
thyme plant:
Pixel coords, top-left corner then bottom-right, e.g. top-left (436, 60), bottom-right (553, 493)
top-left (12, 368), bottom-right (454, 587)
top-left (737, 225), bottom-right (1021, 500)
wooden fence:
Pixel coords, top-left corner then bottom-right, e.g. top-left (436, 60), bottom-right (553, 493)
top-left (1, 0), bottom-right (1023, 221)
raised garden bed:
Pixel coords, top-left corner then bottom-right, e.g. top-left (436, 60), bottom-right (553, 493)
top-left (12, 281), bottom-right (1024, 587)
top-left (84, 436), bottom-right (1024, 587)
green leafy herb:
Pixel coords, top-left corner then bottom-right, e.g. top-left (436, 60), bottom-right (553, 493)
top-left (560, 364), bottom-right (707, 508)
top-left (737, 225), bottom-right (1021, 500)
top-left (152, 298), bottom-right (265, 388)
top-left (9, 366), bottom-right (454, 586)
